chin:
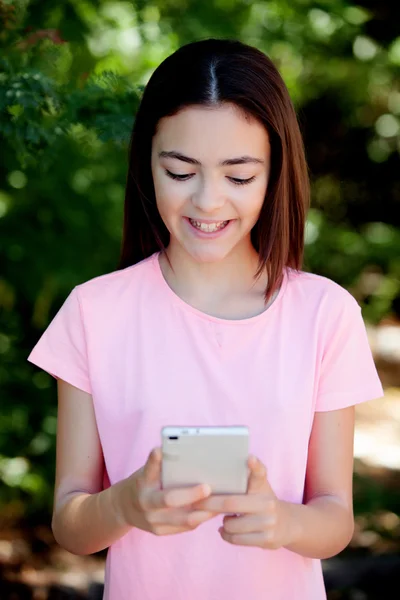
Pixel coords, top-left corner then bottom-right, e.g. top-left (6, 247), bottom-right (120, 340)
top-left (185, 244), bottom-right (230, 264)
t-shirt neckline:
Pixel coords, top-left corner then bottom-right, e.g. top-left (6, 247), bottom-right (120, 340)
top-left (151, 251), bottom-right (288, 326)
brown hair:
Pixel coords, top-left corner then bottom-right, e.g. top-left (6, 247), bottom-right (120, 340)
top-left (117, 38), bottom-right (310, 302)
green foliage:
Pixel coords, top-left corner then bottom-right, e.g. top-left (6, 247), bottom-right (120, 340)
top-left (0, 0), bottom-right (399, 519)
top-left (0, 62), bottom-right (140, 169)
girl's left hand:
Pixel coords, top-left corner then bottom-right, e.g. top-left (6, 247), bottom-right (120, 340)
top-left (194, 455), bottom-right (293, 549)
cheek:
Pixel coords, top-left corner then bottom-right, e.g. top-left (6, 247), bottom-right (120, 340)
top-left (236, 189), bottom-right (265, 221)
top-left (251, 179), bottom-right (267, 214)
top-left (154, 179), bottom-right (185, 221)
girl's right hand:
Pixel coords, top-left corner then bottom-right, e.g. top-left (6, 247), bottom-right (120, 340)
top-left (121, 447), bottom-right (215, 535)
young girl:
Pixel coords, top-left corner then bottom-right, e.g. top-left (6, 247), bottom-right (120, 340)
top-left (27, 38), bottom-right (383, 600)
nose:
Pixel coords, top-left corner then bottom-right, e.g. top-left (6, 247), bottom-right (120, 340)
top-left (191, 176), bottom-right (225, 213)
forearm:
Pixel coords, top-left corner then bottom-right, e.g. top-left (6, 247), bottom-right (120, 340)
top-left (281, 495), bottom-right (354, 559)
top-left (52, 477), bottom-right (133, 555)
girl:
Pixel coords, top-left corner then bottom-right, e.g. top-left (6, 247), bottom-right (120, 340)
top-left (28, 38), bottom-right (384, 600)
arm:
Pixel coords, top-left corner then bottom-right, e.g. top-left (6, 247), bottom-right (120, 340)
top-left (51, 379), bottom-right (134, 555)
top-left (281, 406), bottom-right (355, 558)
top-left (52, 379), bottom-right (214, 556)
top-left (196, 406), bottom-right (356, 559)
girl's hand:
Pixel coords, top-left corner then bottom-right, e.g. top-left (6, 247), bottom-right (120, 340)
top-left (194, 455), bottom-right (293, 549)
top-left (122, 448), bottom-right (214, 536)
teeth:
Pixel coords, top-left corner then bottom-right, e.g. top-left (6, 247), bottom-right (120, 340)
top-left (190, 219), bottom-right (228, 232)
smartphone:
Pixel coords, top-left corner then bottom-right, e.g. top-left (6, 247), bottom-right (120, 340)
top-left (161, 425), bottom-right (249, 494)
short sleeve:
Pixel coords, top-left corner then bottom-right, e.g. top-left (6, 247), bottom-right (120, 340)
top-left (27, 286), bottom-right (92, 394)
top-left (315, 294), bottom-right (384, 412)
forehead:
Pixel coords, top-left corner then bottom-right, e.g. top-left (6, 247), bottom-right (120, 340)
top-left (152, 103), bottom-right (270, 162)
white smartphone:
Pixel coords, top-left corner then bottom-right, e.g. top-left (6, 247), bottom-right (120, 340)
top-left (161, 425), bottom-right (249, 494)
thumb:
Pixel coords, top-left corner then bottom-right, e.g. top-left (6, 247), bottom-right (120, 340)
top-left (142, 447), bottom-right (162, 486)
top-left (247, 455), bottom-right (271, 494)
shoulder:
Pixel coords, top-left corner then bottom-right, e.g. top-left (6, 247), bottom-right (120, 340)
top-left (285, 268), bottom-right (361, 320)
top-left (73, 253), bottom-right (158, 308)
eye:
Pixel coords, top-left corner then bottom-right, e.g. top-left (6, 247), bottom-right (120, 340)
top-left (165, 170), bottom-right (193, 181)
top-left (229, 176), bottom-right (256, 186)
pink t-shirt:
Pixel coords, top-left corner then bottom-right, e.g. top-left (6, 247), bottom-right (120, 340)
top-left (27, 251), bottom-right (383, 600)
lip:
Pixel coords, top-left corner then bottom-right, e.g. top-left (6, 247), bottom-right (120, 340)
top-left (187, 218), bottom-right (231, 224)
top-left (184, 216), bottom-right (234, 239)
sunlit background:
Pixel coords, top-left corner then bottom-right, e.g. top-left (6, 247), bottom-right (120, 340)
top-left (1, 1), bottom-right (399, 598)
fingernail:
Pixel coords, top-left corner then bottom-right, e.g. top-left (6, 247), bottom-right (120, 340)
top-left (201, 484), bottom-right (211, 495)
top-left (152, 447), bottom-right (161, 460)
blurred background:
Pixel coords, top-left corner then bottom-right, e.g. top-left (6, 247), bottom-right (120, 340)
top-left (0, 0), bottom-right (399, 598)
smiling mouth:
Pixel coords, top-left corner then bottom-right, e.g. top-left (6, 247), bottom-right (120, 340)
top-left (188, 219), bottom-right (230, 232)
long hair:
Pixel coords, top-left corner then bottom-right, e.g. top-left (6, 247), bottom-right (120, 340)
top-left (117, 38), bottom-right (310, 302)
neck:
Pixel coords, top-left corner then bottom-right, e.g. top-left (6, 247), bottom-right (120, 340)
top-left (159, 237), bottom-right (266, 304)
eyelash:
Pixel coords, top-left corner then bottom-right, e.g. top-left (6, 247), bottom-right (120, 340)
top-left (165, 170), bottom-right (256, 186)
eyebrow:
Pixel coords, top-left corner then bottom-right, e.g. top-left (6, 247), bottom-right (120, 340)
top-left (158, 151), bottom-right (265, 166)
